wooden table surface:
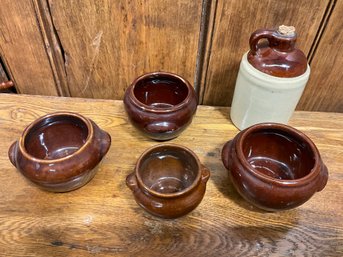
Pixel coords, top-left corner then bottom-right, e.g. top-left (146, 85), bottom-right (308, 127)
top-left (0, 94), bottom-right (342, 257)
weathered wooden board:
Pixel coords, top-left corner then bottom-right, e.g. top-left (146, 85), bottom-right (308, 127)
top-left (0, 0), bottom-right (58, 95)
top-left (298, 0), bottom-right (343, 112)
top-left (47, 0), bottom-right (202, 99)
top-left (201, 0), bottom-right (330, 108)
top-left (0, 94), bottom-right (342, 256)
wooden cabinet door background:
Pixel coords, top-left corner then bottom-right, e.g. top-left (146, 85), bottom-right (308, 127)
top-left (46, 0), bottom-right (202, 99)
top-left (0, 0), bottom-right (342, 112)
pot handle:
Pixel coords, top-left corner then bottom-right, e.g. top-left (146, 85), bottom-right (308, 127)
top-left (100, 130), bottom-right (111, 157)
top-left (201, 165), bottom-right (210, 183)
top-left (317, 162), bottom-right (328, 192)
top-left (221, 140), bottom-right (233, 170)
top-left (145, 121), bottom-right (177, 134)
top-left (126, 173), bottom-right (138, 192)
top-left (89, 120), bottom-right (111, 157)
top-left (8, 140), bottom-right (18, 167)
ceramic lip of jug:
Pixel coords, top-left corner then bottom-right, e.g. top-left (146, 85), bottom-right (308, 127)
top-left (8, 112), bottom-right (111, 192)
top-left (123, 71), bottom-right (198, 141)
top-left (126, 143), bottom-right (210, 219)
top-left (221, 123), bottom-right (328, 211)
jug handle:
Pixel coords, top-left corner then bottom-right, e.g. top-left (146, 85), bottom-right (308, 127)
top-left (8, 140), bottom-right (18, 167)
top-left (249, 29), bottom-right (275, 55)
top-left (200, 165), bottom-right (210, 183)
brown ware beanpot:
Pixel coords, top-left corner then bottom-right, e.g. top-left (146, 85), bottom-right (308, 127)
top-left (8, 112), bottom-right (111, 192)
top-left (126, 144), bottom-right (210, 219)
top-left (123, 71), bottom-right (198, 141)
top-left (221, 123), bottom-right (328, 211)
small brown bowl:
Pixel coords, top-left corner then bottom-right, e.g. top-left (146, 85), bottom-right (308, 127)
top-left (221, 123), bottom-right (328, 211)
top-left (126, 144), bottom-right (210, 218)
top-left (124, 71), bottom-right (198, 141)
top-left (8, 112), bottom-right (111, 192)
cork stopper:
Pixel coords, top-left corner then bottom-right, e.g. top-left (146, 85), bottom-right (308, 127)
top-left (278, 25), bottom-right (296, 36)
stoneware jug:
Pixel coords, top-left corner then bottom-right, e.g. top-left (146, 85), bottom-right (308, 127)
top-left (126, 144), bottom-right (210, 218)
top-left (124, 71), bottom-right (198, 141)
top-left (221, 123), bottom-right (328, 211)
top-left (8, 112), bottom-right (111, 192)
top-left (230, 25), bottom-right (310, 130)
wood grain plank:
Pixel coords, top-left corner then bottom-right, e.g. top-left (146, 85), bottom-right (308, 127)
top-left (47, 0), bottom-right (202, 99)
top-left (298, 0), bottom-right (343, 112)
top-left (0, 0), bottom-right (58, 95)
top-left (31, 0), bottom-right (71, 96)
top-left (201, 0), bottom-right (330, 107)
top-left (0, 94), bottom-right (342, 256)
top-left (307, 0), bottom-right (335, 61)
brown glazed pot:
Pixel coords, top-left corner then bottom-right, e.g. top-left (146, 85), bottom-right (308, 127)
top-left (124, 71), bottom-right (198, 141)
top-left (8, 112), bottom-right (111, 192)
top-left (126, 144), bottom-right (210, 219)
top-left (221, 123), bottom-right (328, 211)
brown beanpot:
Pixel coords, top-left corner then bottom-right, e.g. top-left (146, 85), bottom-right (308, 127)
top-left (221, 123), bottom-right (328, 211)
top-left (8, 112), bottom-right (111, 192)
top-left (126, 144), bottom-right (210, 219)
top-left (124, 71), bottom-right (197, 141)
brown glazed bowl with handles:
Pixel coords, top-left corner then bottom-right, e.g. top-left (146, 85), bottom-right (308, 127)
top-left (221, 123), bottom-right (328, 211)
top-left (123, 71), bottom-right (198, 141)
top-left (126, 144), bottom-right (210, 219)
top-left (8, 112), bottom-right (111, 192)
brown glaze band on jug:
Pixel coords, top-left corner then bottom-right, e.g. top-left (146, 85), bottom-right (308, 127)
top-left (248, 27), bottom-right (308, 77)
top-left (8, 112), bottom-right (111, 192)
top-left (124, 71), bottom-right (198, 141)
top-left (221, 123), bottom-right (328, 211)
top-left (126, 144), bottom-right (210, 219)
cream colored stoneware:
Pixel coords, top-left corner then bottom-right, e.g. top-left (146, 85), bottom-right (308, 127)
top-left (230, 52), bottom-right (310, 130)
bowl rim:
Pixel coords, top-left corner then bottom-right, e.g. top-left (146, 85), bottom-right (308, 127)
top-left (135, 143), bottom-right (202, 198)
top-left (18, 112), bottom-right (93, 163)
top-left (128, 71), bottom-right (196, 113)
top-left (235, 123), bottom-right (321, 186)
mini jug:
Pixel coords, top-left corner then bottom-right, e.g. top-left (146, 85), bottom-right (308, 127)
top-left (230, 25), bottom-right (310, 130)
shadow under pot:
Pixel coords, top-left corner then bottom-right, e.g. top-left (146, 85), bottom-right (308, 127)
top-left (124, 71), bottom-right (198, 141)
top-left (8, 112), bottom-right (111, 192)
top-left (221, 123), bottom-right (328, 211)
top-left (126, 144), bottom-right (210, 219)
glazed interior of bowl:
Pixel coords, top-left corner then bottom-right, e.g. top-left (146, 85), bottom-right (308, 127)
top-left (133, 74), bottom-right (189, 108)
top-left (24, 115), bottom-right (89, 160)
top-left (242, 128), bottom-right (315, 180)
top-left (138, 146), bottom-right (199, 194)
